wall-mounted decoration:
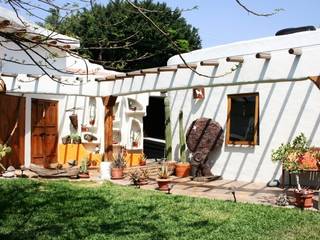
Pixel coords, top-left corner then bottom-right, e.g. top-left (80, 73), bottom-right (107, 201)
top-left (84, 133), bottom-right (97, 142)
top-left (130, 119), bottom-right (142, 148)
top-left (128, 98), bottom-right (143, 111)
top-left (193, 87), bottom-right (205, 99)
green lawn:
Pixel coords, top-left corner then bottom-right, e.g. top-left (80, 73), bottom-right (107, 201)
top-left (0, 179), bottom-right (319, 240)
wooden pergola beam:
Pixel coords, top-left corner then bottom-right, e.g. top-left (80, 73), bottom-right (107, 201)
top-left (177, 63), bottom-right (198, 69)
top-left (256, 52), bottom-right (271, 60)
top-left (158, 66), bottom-right (178, 72)
top-left (0, 20), bottom-right (10, 28)
top-left (226, 56), bottom-right (244, 63)
top-left (289, 48), bottom-right (302, 56)
top-left (200, 60), bottom-right (220, 66)
top-left (1, 72), bottom-right (18, 77)
top-left (126, 70), bottom-right (145, 77)
top-left (141, 68), bottom-right (159, 74)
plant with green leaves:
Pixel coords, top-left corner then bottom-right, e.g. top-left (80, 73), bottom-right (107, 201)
top-left (178, 110), bottom-right (187, 163)
top-left (164, 95), bottom-right (172, 160)
top-left (0, 144), bottom-right (11, 160)
top-left (271, 133), bottom-right (309, 190)
top-left (158, 164), bottom-right (170, 179)
top-left (80, 157), bottom-right (88, 174)
top-left (112, 151), bottom-right (126, 169)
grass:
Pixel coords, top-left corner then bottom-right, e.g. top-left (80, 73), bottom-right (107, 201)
top-left (0, 179), bottom-right (319, 240)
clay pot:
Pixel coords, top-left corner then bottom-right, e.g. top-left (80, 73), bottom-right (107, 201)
top-left (157, 178), bottom-right (171, 191)
top-left (111, 167), bottom-right (124, 179)
top-left (175, 163), bottom-right (191, 177)
top-left (294, 190), bottom-right (314, 208)
top-left (62, 136), bottom-right (71, 144)
top-left (78, 173), bottom-right (90, 178)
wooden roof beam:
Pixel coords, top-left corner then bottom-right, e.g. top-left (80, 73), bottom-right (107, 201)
top-left (289, 48), bottom-right (302, 56)
top-left (1, 72), bottom-right (18, 77)
top-left (126, 70), bottom-right (145, 77)
top-left (0, 20), bottom-right (10, 28)
top-left (177, 63), bottom-right (198, 69)
top-left (200, 60), bottom-right (220, 66)
top-left (158, 66), bottom-right (178, 72)
top-left (141, 68), bottom-right (159, 74)
top-left (226, 56), bottom-right (244, 63)
top-left (256, 52), bottom-right (271, 60)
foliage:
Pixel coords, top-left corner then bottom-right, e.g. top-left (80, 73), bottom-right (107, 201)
top-left (112, 150), bottom-right (126, 168)
top-left (79, 157), bottom-right (88, 174)
top-left (70, 133), bottom-right (81, 142)
top-left (0, 144), bottom-right (11, 160)
top-left (158, 164), bottom-right (170, 179)
top-left (0, 179), bottom-right (320, 240)
top-left (44, 0), bottom-right (201, 71)
top-left (128, 169), bottom-right (149, 185)
top-left (178, 110), bottom-right (187, 162)
top-left (271, 133), bottom-right (309, 173)
top-left (164, 95), bottom-right (172, 160)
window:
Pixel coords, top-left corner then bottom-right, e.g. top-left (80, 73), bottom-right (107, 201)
top-left (226, 93), bottom-right (259, 145)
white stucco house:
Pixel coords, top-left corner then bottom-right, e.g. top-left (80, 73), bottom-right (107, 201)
top-left (1, 5), bottom-right (320, 185)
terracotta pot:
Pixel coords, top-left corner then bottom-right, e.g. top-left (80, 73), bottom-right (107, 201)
top-left (78, 173), bottom-right (90, 178)
top-left (175, 163), bottom-right (191, 177)
top-left (294, 190), bottom-right (314, 208)
top-left (111, 167), bottom-right (124, 179)
top-left (157, 178), bottom-right (171, 191)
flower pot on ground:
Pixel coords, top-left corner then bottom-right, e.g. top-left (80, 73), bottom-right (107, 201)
top-left (79, 157), bottom-right (89, 178)
top-left (271, 133), bottom-right (316, 208)
top-left (175, 110), bottom-right (191, 178)
top-left (139, 153), bottom-right (147, 166)
top-left (129, 169), bottom-right (149, 186)
top-left (111, 148), bottom-right (126, 179)
top-left (294, 189), bottom-right (314, 208)
top-left (156, 165), bottom-right (171, 191)
top-left (175, 162), bottom-right (191, 177)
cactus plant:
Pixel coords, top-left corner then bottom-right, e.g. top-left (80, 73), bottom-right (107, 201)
top-left (179, 110), bottom-right (186, 162)
top-left (164, 95), bottom-right (172, 160)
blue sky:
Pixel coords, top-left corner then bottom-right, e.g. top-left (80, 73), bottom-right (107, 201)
top-left (162, 0), bottom-right (320, 48)
top-left (1, 0), bottom-right (319, 48)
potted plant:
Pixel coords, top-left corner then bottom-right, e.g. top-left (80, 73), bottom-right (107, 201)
top-left (70, 133), bottom-right (81, 144)
top-left (139, 153), bottom-right (147, 166)
top-left (175, 111), bottom-right (191, 177)
top-left (156, 164), bottom-right (171, 191)
top-left (111, 149), bottom-right (126, 179)
top-left (62, 135), bottom-right (71, 144)
top-left (129, 169), bottom-right (149, 186)
top-left (78, 157), bottom-right (89, 178)
top-left (271, 133), bottom-right (314, 208)
top-left (0, 144), bottom-right (11, 175)
top-left (0, 144), bottom-right (11, 160)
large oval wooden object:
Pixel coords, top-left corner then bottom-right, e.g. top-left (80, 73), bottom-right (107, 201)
top-left (186, 118), bottom-right (223, 162)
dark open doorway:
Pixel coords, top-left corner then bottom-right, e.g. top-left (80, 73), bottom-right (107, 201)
top-left (143, 96), bottom-right (165, 159)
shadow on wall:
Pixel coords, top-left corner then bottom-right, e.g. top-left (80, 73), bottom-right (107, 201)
top-left (175, 55), bottom-right (320, 184)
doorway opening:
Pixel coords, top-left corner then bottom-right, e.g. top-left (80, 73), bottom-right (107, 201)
top-left (143, 96), bottom-right (165, 159)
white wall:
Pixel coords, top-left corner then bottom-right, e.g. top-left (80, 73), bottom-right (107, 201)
top-left (169, 80), bottom-right (320, 183)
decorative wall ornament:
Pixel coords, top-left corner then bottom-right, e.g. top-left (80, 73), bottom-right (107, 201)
top-left (193, 87), bottom-right (205, 99)
top-left (89, 97), bottom-right (97, 125)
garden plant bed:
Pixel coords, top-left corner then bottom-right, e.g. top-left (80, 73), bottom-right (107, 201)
top-left (0, 179), bottom-right (320, 240)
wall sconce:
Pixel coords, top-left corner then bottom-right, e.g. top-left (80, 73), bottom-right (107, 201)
top-left (193, 87), bottom-right (205, 99)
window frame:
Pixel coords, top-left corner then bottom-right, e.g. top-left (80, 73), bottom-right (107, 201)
top-left (226, 93), bottom-right (259, 146)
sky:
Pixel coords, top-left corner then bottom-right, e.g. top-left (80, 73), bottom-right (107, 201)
top-left (1, 0), bottom-right (319, 48)
top-left (161, 0), bottom-right (320, 48)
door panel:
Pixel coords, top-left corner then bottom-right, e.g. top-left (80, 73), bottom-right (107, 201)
top-left (0, 94), bottom-right (25, 168)
top-left (31, 99), bottom-right (58, 168)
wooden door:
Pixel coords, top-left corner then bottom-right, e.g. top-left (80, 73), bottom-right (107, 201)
top-left (31, 99), bottom-right (58, 168)
top-left (0, 94), bottom-right (25, 168)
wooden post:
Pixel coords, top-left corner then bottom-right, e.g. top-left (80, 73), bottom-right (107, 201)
top-left (102, 96), bottom-right (117, 161)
